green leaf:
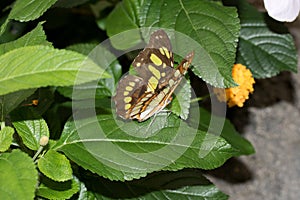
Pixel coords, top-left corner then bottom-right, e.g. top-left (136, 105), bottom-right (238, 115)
top-left (66, 43), bottom-right (97, 55)
top-left (0, 126), bottom-right (14, 152)
top-left (9, 0), bottom-right (58, 21)
top-left (0, 23), bottom-right (50, 120)
top-left (0, 45), bottom-right (110, 96)
top-left (52, 113), bottom-right (236, 181)
top-left (37, 176), bottom-right (79, 199)
top-left (107, 0), bottom-right (239, 87)
top-left (106, 0), bottom-right (143, 49)
top-left (59, 44), bottom-right (122, 100)
top-left (0, 89), bottom-right (36, 121)
top-left (0, 19), bottom-right (26, 43)
top-left (12, 108), bottom-right (50, 151)
top-left (79, 169), bottom-right (228, 199)
top-left (0, 22), bottom-right (51, 56)
top-left (170, 79), bottom-right (191, 120)
top-left (138, 185), bottom-right (228, 200)
top-left (190, 107), bottom-right (254, 155)
top-left (38, 150), bottom-right (73, 182)
top-left (92, 1), bottom-right (115, 31)
top-left (141, 0), bottom-right (240, 87)
top-left (77, 181), bottom-right (99, 200)
top-left (0, 149), bottom-right (38, 200)
top-left (0, 0), bottom-right (58, 34)
top-left (236, 0), bottom-right (297, 78)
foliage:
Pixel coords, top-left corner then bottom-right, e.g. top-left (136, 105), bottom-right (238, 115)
top-left (0, 0), bottom-right (296, 199)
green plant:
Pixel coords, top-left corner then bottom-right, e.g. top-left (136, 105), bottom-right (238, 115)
top-left (0, 0), bottom-right (297, 199)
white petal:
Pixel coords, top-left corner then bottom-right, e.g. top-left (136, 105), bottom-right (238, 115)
top-left (264, 0), bottom-right (300, 22)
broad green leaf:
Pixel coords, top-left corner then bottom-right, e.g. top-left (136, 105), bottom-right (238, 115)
top-left (0, 126), bottom-right (14, 152)
top-left (37, 176), bottom-right (79, 199)
top-left (38, 149), bottom-right (73, 182)
top-left (52, 113), bottom-right (236, 181)
top-left (106, 0), bottom-right (143, 49)
top-left (58, 61), bottom-right (121, 100)
top-left (0, 23), bottom-right (50, 119)
top-left (0, 45), bottom-right (110, 96)
top-left (0, 89), bottom-right (36, 121)
top-left (190, 107), bottom-right (254, 155)
top-left (0, 149), bottom-right (38, 200)
top-left (236, 0), bottom-right (297, 78)
top-left (9, 0), bottom-right (58, 21)
top-left (0, 22), bottom-right (51, 56)
top-left (78, 169), bottom-right (228, 199)
top-left (107, 0), bottom-right (239, 87)
top-left (135, 185), bottom-right (228, 200)
top-left (12, 108), bottom-right (50, 151)
top-left (170, 80), bottom-right (191, 120)
top-left (140, 0), bottom-right (239, 87)
top-left (0, 0), bottom-right (58, 34)
top-left (59, 44), bottom-right (122, 99)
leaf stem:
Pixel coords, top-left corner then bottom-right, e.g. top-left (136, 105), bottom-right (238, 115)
top-left (33, 146), bottom-right (44, 161)
top-left (1, 121), bottom-right (5, 130)
top-left (190, 94), bottom-right (211, 103)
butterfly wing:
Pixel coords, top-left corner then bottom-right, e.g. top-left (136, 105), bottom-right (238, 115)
top-left (132, 30), bottom-right (176, 92)
top-left (114, 30), bottom-right (194, 122)
top-left (113, 75), bottom-right (147, 119)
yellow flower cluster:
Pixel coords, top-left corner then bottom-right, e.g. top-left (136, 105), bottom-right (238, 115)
top-left (214, 64), bottom-right (255, 107)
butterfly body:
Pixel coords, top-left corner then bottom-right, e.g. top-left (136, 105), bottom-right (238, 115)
top-left (114, 30), bottom-right (194, 122)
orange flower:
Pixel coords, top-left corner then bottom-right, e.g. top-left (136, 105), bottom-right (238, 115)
top-left (214, 64), bottom-right (255, 107)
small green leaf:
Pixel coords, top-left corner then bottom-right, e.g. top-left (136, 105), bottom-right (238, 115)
top-left (0, 22), bottom-right (51, 56)
top-left (0, 45), bottom-right (110, 96)
top-left (52, 113), bottom-right (236, 181)
top-left (38, 150), bottom-right (73, 182)
top-left (0, 149), bottom-right (38, 200)
top-left (37, 176), bottom-right (79, 199)
top-left (0, 126), bottom-right (14, 152)
top-left (77, 180), bottom-right (98, 200)
top-left (12, 108), bottom-right (49, 151)
top-left (236, 0), bottom-right (297, 78)
top-left (171, 80), bottom-right (191, 120)
top-left (0, 0), bottom-right (58, 34)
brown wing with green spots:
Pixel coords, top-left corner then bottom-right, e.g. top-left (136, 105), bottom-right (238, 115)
top-left (114, 30), bottom-right (194, 122)
top-left (113, 75), bottom-right (146, 119)
top-left (132, 30), bottom-right (176, 92)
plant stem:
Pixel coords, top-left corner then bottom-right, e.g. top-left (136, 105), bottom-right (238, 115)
top-left (33, 146), bottom-right (44, 161)
top-left (190, 94), bottom-right (211, 103)
top-left (0, 121), bottom-right (5, 130)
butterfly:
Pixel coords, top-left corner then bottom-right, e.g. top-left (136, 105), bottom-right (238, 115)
top-left (113, 30), bottom-right (194, 122)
